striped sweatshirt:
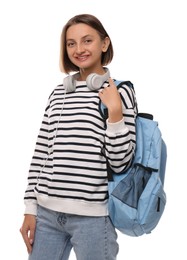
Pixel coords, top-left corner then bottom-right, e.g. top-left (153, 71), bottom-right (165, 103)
top-left (24, 79), bottom-right (138, 217)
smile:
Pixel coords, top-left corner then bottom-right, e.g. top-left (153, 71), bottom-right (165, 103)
top-left (76, 55), bottom-right (89, 61)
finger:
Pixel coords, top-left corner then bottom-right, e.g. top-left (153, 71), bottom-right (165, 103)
top-left (20, 227), bottom-right (33, 254)
top-left (29, 227), bottom-right (35, 246)
top-left (108, 77), bottom-right (114, 85)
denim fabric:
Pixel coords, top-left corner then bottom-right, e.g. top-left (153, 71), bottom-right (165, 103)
top-left (29, 205), bottom-right (119, 260)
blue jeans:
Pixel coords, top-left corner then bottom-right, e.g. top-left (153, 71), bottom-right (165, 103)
top-left (29, 205), bottom-right (119, 260)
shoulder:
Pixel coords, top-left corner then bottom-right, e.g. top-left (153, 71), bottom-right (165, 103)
top-left (48, 84), bottom-right (65, 99)
top-left (45, 84), bottom-right (65, 109)
top-left (115, 80), bottom-right (134, 94)
top-left (114, 80), bottom-right (137, 109)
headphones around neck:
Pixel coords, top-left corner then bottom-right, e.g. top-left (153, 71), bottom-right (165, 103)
top-left (63, 67), bottom-right (110, 93)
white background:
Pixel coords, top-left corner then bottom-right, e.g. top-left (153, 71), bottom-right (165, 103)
top-left (0, 0), bottom-right (186, 259)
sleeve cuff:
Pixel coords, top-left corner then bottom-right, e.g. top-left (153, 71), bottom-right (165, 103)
top-left (106, 117), bottom-right (127, 134)
top-left (24, 202), bottom-right (37, 216)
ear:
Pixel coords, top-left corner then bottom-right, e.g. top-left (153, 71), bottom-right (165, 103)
top-left (102, 37), bottom-right (110, 52)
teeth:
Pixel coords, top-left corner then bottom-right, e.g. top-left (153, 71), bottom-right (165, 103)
top-left (78, 56), bottom-right (87, 61)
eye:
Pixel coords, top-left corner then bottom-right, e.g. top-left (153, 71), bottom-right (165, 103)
top-left (66, 41), bottom-right (75, 48)
top-left (84, 39), bottom-right (92, 44)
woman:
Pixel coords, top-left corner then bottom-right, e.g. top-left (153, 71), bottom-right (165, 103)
top-left (20, 13), bottom-right (137, 260)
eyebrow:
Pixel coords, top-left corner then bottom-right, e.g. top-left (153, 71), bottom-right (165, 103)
top-left (66, 34), bottom-right (93, 41)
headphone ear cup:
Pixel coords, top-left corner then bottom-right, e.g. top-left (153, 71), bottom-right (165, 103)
top-left (86, 73), bottom-right (103, 90)
top-left (63, 75), bottom-right (76, 93)
top-left (86, 68), bottom-right (110, 90)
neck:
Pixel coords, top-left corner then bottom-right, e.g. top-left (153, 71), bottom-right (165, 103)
top-left (78, 67), bottom-right (107, 81)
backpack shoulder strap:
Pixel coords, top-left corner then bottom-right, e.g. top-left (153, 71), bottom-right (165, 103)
top-left (99, 80), bottom-right (134, 181)
top-left (114, 80), bottom-right (134, 89)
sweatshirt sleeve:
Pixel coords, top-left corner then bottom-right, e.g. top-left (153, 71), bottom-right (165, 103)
top-left (23, 93), bottom-right (53, 215)
top-left (104, 84), bottom-right (138, 174)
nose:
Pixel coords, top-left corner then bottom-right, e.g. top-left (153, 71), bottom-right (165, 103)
top-left (76, 43), bottom-right (85, 54)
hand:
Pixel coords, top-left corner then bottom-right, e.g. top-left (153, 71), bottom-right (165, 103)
top-left (20, 214), bottom-right (36, 254)
top-left (99, 78), bottom-right (123, 123)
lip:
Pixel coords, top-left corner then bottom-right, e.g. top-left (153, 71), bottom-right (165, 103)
top-left (76, 55), bottom-right (89, 62)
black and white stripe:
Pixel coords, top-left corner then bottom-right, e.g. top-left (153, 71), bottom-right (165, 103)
top-left (24, 81), bottom-right (137, 216)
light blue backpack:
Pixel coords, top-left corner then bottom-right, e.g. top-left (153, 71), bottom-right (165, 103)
top-left (100, 80), bottom-right (167, 237)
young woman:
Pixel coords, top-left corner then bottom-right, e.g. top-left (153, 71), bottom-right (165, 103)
top-left (20, 14), bottom-right (138, 260)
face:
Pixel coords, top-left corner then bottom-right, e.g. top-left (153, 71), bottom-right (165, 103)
top-left (66, 23), bottom-right (109, 74)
